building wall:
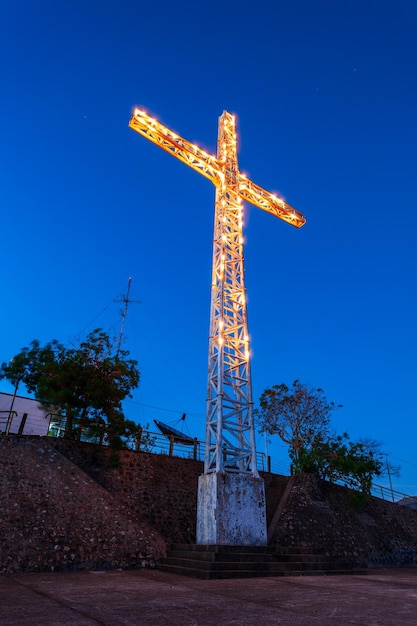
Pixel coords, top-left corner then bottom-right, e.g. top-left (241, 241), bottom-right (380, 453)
top-left (0, 393), bottom-right (51, 436)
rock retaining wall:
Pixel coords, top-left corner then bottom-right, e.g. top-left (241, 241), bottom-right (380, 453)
top-left (270, 473), bottom-right (417, 567)
top-left (1, 436), bottom-right (417, 573)
top-left (49, 437), bottom-right (203, 545)
top-left (0, 437), bottom-right (167, 573)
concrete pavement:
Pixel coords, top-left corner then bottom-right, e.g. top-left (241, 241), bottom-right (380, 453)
top-left (1, 568), bottom-right (417, 625)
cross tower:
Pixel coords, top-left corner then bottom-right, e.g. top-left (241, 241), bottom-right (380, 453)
top-left (129, 108), bottom-right (305, 545)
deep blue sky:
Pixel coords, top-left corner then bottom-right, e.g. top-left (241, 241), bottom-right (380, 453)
top-left (1, 1), bottom-right (416, 491)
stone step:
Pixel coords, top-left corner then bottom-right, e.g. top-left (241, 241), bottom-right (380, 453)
top-left (166, 549), bottom-right (340, 564)
top-left (157, 563), bottom-right (281, 579)
top-left (157, 562), bottom-right (365, 580)
top-left (170, 543), bottom-right (326, 555)
top-left (157, 544), bottom-right (365, 579)
top-left (158, 556), bottom-right (353, 572)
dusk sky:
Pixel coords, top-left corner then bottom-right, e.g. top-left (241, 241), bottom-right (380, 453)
top-left (1, 1), bottom-right (416, 492)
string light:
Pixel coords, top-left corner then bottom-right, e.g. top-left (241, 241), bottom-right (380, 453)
top-left (128, 105), bottom-right (306, 482)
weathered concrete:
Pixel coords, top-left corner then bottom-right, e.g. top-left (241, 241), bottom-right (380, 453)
top-left (1, 568), bottom-right (417, 625)
top-left (196, 472), bottom-right (267, 545)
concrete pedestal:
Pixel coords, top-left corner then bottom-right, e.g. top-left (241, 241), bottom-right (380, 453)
top-left (196, 472), bottom-right (267, 546)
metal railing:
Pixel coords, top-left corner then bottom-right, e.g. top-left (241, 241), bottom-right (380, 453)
top-left (370, 482), bottom-right (412, 504)
top-left (15, 417), bottom-right (410, 503)
top-left (0, 410), bottom-right (18, 435)
top-left (328, 475), bottom-right (412, 505)
top-left (45, 418), bottom-right (272, 471)
top-left (136, 428), bottom-right (270, 471)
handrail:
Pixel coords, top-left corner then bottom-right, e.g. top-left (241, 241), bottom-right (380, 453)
top-left (370, 482), bottom-right (413, 504)
top-left (43, 420), bottom-right (415, 503)
top-left (331, 475), bottom-right (413, 504)
top-left (0, 410), bottom-right (18, 435)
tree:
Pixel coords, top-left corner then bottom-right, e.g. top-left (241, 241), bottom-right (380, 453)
top-left (256, 380), bottom-right (340, 469)
top-left (256, 380), bottom-right (385, 494)
top-left (0, 329), bottom-right (140, 447)
top-left (296, 433), bottom-right (384, 494)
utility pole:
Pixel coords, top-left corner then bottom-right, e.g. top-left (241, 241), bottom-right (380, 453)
top-left (115, 277), bottom-right (140, 356)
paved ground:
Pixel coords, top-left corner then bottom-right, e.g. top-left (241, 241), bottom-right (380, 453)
top-left (1, 568), bottom-right (417, 625)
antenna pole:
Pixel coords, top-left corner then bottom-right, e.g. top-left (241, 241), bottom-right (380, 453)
top-left (116, 277), bottom-right (132, 356)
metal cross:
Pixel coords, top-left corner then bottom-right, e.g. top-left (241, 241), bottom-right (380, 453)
top-left (129, 108), bottom-right (305, 477)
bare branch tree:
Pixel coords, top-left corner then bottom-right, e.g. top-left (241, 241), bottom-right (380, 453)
top-left (256, 380), bottom-right (341, 468)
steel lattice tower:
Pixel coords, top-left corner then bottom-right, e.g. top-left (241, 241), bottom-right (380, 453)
top-left (206, 111), bottom-right (257, 476)
top-left (129, 107), bottom-right (306, 544)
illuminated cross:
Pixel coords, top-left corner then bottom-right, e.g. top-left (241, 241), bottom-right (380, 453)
top-left (129, 108), bottom-right (306, 545)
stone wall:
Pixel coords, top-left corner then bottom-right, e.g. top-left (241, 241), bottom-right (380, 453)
top-left (270, 473), bottom-right (417, 567)
top-left (0, 437), bottom-right (167, 573)
top-left (1, 436), bottom-right (417, 573)
top-left (49, 437), bottom-right (203, 545)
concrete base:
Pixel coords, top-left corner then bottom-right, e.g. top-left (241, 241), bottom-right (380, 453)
top-left (196, 472), bottom-right (267, 546)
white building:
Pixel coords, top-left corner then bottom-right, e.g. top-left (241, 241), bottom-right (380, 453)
top-left (0, 392), bottom-right (53, 436)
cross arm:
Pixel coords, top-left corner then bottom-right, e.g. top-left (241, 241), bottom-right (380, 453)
top-left (238, 174), bottom-right (306, 228)
top-left (129, 108), bottom-right (221, 185)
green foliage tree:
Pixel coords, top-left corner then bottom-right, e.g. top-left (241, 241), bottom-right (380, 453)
top-left (295, 433), bottom-right (383, 494)
top-left (0, 329), bottom-right (140, 448)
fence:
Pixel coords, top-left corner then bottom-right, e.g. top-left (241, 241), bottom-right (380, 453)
top-left (0, 411), bottom-right (18, 435)
top-left (370, 482), bottom-right (412, 504)
top-left (44, 418), bottom-right (272, 471)
top-left (136, 427), bottom-right (271, 471)
top-left (4, 415), bottom-right (410, 503)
